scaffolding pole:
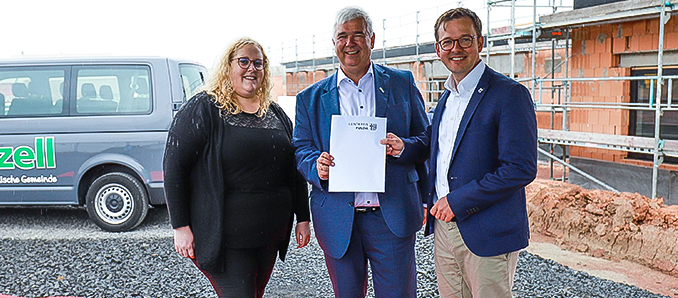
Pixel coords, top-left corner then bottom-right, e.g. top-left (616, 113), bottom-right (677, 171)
top-left (510, 0), bottom-right (516, 78)
top-left (382, 19), bottom-right (387, 65)
top-left (563, 27), bottom-right (571, 181)
top-left (537, 147), bottom-right (620, 193)
top-left (652, 2), bottom-right (670, 199)
top-left (564, 27), bottom-right (570, 132)
top-left (416, 11), bottom-right (421, 90)
top-left (531, 0), bottom-right (537, 96)
top-left (294, 39), bottom-right (298, 71)
top-left (486, 4), bottom-right (492, 67)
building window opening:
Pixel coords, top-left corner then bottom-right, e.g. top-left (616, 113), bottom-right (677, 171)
top-left (629, 68), bottom-right (678, 162)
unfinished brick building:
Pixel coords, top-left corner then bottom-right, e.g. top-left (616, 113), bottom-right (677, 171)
top-left (538, 0), bottom-right (678, 204)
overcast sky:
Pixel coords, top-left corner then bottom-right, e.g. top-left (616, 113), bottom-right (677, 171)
top-left (1, 0), bottom-right (570, 68)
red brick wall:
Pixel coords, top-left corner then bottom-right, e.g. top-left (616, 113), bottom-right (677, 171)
top-left (270, 75), bottom-right (285, 102)
top-left (282, 61), bottom-right (430, 97)
top-left (284, 70), bottom-right (327, 96)
top-left (566, 17), bottom-right (678, 164)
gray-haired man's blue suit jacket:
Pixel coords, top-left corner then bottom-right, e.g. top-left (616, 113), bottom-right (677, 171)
top-left (293, 63), bottom-right (429, 259)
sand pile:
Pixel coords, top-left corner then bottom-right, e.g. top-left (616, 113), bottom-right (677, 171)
top-left (527, 179), bottom-right (678, 276)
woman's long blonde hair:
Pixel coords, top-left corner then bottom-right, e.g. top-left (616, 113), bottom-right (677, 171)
top-left (205, 37), bottom-right (272, 117)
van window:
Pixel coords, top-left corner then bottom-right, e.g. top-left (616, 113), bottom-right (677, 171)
top-left (0, 67), bottom-right (65, 116)
top-left (179, 64), bottom-right (207, 100)
top-left (75, 66), bottom-right (151, 114)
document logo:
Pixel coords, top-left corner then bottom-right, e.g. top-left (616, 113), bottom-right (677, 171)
top-left (348, 122), bottom-right (379, 131)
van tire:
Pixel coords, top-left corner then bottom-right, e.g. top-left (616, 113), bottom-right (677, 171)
top-left (86, 172), bottom-right (149, 232)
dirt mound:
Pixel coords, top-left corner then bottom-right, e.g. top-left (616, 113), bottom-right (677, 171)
top-left (527, 179), bottom-right (678, 276)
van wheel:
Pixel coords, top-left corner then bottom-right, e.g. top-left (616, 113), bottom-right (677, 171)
top-left (86, 172), bottom-right (148, 232)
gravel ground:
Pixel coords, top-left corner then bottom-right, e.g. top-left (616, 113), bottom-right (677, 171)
top-left (0, 207), bottom-right (670, 298)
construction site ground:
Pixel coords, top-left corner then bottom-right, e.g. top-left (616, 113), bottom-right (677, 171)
top-left (531, 164), bottom-right (678, 297)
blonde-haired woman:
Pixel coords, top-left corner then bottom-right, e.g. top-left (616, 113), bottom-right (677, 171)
top-left (163, 37), bottom-right (311, 298)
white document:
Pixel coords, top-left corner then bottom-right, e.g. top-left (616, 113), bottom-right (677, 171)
top-left (328, 115), bottom-right (387, 192)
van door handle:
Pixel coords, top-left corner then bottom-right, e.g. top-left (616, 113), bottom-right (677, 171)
top-left (173, 103), bottom-right (183, 111)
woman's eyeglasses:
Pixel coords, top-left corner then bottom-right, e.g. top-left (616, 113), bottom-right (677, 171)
top-left (232, 57), bottom-right (266, 71)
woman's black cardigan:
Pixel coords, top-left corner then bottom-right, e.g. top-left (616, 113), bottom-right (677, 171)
top-left (163, 92), bottom-right (310, 272)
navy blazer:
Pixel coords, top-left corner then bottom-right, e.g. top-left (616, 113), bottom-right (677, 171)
top-left (400, 66), bottom-right (538, 257)
top-left (293, 64), bottom-right (429, 259)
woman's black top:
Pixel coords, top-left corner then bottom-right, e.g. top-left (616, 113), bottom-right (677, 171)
top-left (219, 109), bottom-right (294, 248)
top-left (163, 91), bottom-right (309, 271)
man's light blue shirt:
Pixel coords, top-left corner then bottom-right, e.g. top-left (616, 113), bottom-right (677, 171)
top-left (336, 63), bottom-right (379, 207)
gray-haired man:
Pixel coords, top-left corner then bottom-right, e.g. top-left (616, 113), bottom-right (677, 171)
top-left (292, 6), bottom-right (429, 298)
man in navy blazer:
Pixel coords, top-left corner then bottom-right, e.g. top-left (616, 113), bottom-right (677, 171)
top-left (292, 6), bottom-right (428, 298)
top-left (382, 8), bottom-right (537, 298)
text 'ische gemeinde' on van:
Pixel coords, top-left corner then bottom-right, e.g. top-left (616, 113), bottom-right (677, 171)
top-left (0, 174), bottom-right (58, 184)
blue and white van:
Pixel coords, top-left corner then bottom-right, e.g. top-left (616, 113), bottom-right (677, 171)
top-left (0, 57), bottom-right (207, 231)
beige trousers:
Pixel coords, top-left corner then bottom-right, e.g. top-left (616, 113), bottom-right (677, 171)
top-left (434, 219), bottom-right (519, 298)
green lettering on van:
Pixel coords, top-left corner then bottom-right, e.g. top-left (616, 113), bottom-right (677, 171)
top-left (14, 146), bottom-right (35, 169)
top-left (0, 137), bottom-right (56, 170)
top-left (0, 148), bottom-right (12, 169)
top-left (35, 137), bottom-right (45, 168)
top-left (45, 137), bottom-right (56, 168)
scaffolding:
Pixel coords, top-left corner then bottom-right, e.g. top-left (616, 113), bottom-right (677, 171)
top-left (533, 0), bottom-right (678, 200)
top-left (274, 0), bottom-right (678, 202)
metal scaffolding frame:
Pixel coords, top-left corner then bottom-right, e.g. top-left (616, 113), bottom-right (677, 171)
top-left (532, 0), bottom-right (678, 199)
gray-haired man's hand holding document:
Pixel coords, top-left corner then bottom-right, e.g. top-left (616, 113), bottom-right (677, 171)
top-left (328, 115), bottom-right (386, 192)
